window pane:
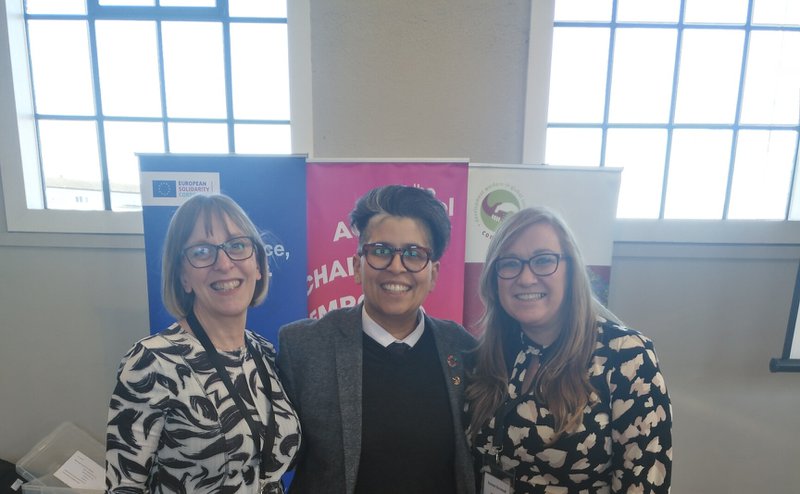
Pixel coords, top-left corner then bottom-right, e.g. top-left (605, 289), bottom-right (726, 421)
top-left (234, 124), bottom-right (291, 154)
top-left (609, 28), bottom-right (676, 123)
top-left (545, 128), bottom-right (602, 166)
top-left (104, 121), bottom-right (165, 211)
top-left (26, 0), bottom-right (86, 15)
top-left (99, 0), bottom-right (155, 5)
top-left (548, 1), bottom-right (799, 222)
top-left (740, 31), bottom-right (800, 125)
top-left (548, 27), bottom-right (610, 123)
top-left (39, 120), bottom-right (103, 211)
top-left (606, 129), bottom-right (668, 218)
top-left (27, 20), bottom-right (95, 115)
top-left (728, 130), bottom-right (797, 219)
top-left (162, 22), bottom-right (226, 118)
top-left (674, 29), bottom-right (744, 124)
top-left (96, 21), bottom-right (162, 117)
top-left (684, 0), bottom-right (749, 24)
top-left (230, 0), bottom-right (286, 18)
top-left (616, 0), bottom-right (680, 23)
top-left (168, 122), bottom-right (228, 153)
top-left (231, 23), bottom-right (290, 120)
top-left (664, 129), bottom-right (732, 219)
top-left (21, 0), bottom-right (294, 213)
top-left (554, 0), bottom-right (612, 22)
top-left (789, 151), bottom-right (800, 220)
top-left (752, 0), bottom-right (800, 26)
top-left (160, 0), bottom-right (215, 6)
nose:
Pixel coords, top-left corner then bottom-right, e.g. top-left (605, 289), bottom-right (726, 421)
top-left (213, 247), bottom-right (236, 270)
top-left (516, 261), bottom-right (538, 284)
top-left (386, 251), bottom-right (406, 273)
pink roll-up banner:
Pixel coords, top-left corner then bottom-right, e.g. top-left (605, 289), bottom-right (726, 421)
top-left (464, 164), bottom-right (622, 336)
top-left (306, 160), bottom-right (469, 323)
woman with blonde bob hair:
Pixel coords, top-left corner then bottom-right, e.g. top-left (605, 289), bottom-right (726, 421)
top-left (106, 194), bottom-right (301, 493)
top-left (466, 206), bottom-right (672, 493)
top-left (161, 194), bottom-right (270, 317)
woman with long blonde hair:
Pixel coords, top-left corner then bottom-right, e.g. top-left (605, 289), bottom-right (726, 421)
top-left (466, 207), bottom-right (672, 493)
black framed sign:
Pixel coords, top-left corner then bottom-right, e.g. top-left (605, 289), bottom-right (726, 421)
top-left (771, 262), bottom-right (800, 372)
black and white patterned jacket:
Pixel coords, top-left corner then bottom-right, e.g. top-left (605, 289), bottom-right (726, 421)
top-left (106, 323), bottom-right (301, 493)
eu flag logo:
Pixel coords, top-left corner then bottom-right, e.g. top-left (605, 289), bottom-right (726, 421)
top-left (153, 180), bottom-right (177, 198)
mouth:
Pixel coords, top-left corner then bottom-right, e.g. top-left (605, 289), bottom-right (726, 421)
top-left (211, 279), bottom-right (242, 292)
top-left (381, 282), bottom-right (411, 293)
top-left (515, 292), bottom-right (545, 301)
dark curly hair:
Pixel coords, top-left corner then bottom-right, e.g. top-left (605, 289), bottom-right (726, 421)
top-left (349, 185), bottom-right (451, 260)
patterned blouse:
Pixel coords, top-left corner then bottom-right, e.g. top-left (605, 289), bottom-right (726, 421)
top-left (471, 319), bottom-right (672, 493)
top-left (106, 324), bottom-right (301, 493)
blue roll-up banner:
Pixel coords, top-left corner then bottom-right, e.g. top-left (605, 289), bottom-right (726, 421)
top-left (139, 154), bottom-right (308, 346)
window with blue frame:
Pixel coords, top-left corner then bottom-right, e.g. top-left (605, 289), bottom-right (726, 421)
top-left (546, 0), bottom-right (800, 220)
top-left (22, 0), bottom-right (290, 212)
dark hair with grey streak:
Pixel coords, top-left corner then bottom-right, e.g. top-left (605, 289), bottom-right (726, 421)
top-left (162, 194), bottom-right (269, 319)
top-left (349, 185), bottom-right (451, 261)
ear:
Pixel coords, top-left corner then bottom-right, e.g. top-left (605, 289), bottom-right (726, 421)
top-left (181, 272), bottom-right (192, 294)
top-left (429, 260), bottom-right (440, 291)
top-left (353, 254), bottom-right (363, 285)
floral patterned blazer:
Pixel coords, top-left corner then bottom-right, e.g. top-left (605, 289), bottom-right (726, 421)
top-left (471, 318), bottom-right (672, 493)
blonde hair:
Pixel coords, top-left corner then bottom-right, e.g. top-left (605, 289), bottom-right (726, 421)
top-left (161, 194), bottom-right (269, 319)
top-left (466, 206), bottom-right (617, 441)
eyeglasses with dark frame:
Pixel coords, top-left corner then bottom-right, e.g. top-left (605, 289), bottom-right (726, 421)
top-left (494, 253), bottom-right (566, 279)
top-left (183, 236), bottom-right (256, 268)
top-left (358, 242), bottom-right (433, 273)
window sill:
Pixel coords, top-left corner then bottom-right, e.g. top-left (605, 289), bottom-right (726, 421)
top-left (5, 208), bottom-right (143, 235)
top-left (1, 205), bottom-right (144, 250)
top-left (614, 218), bottom-right (800, 246)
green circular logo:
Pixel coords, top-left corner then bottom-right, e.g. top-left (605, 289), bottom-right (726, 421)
top-left (479, 189), bottom-right (521, 232)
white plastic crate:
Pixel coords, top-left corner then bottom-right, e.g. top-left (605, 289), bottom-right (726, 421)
top-left (15, 422), bottom-right (104, 494)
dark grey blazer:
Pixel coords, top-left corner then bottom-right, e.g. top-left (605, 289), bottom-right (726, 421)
top-left (277, 305), bottom-right (477, 494)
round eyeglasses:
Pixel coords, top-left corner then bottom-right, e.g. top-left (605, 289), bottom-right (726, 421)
top-left (495, 253), bottom-right (565, 279)
top-left (183, 236), bottom-right (256, 268)
top-left (359, 242), bottom-right (433, 273)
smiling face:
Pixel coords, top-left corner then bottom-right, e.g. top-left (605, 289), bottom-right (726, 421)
top-left (497, 222), bottom-right (567, 346)
top-left (354, 215), bottom-right (439, 338)
top-left (180, 212), bottom-right (263, 325)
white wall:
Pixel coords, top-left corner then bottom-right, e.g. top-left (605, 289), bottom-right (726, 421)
top-left (610, 243), bottom-right (800, 492)
top-left (310, 0), bottom-right (531, 163)
top-left (1, 0), bottom-right (799, 492)
top-left (0, 236), bottom-right (149, 458)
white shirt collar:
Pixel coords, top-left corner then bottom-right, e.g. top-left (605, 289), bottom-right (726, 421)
top-left (361, 305), bottom-right (426, 348)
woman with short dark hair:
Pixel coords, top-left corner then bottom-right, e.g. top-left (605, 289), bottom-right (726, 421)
top-left (278, 185), bottom-right (476, 494)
